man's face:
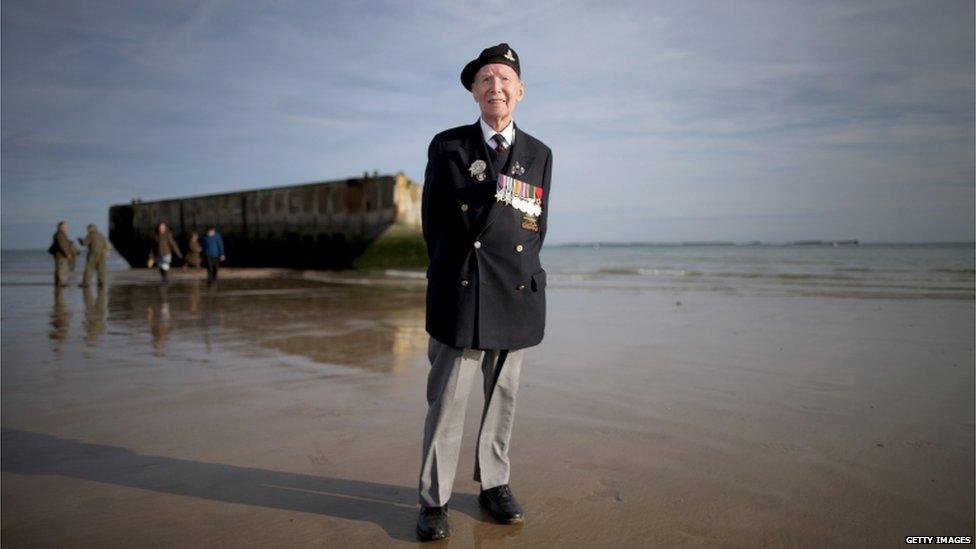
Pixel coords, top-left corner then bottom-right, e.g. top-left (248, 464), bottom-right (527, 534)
top-left (472, 63), bottom-right (523, 123)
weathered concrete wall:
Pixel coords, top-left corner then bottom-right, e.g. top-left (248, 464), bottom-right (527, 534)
top-left (393, 172), bottom-right (422, 228)
top-left (110, 172), bottom-right (423, 269)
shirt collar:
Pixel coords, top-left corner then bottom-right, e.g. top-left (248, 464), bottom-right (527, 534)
top-left (479, 117), bottom-right (515, 147)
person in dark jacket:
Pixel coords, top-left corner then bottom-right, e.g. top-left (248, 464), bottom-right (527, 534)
top-left (151, 222), bottom-right (182, 283)
top-left (78, 223), bottom-right (109, 287)
top-left (184, 231), bottom-right (203, 270)
top-left (415, 43), bottom-right (552, 542)
top-left (200, 226), bottom-right (225, 283)
top-left (49, 221), bottom-right (75, 287)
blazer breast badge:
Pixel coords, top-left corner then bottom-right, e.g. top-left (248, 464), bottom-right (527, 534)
top-left (510, 161), bottom-right (525, 176)
top-left (468, 160), bottom-right (487, 181)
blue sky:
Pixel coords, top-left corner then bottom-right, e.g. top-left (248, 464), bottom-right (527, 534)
top-left (2, 0), bottom-right (973, 248)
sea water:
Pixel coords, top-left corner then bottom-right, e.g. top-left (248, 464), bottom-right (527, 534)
top-left (3, 243), bottom-right (973, 300)
top-left (539, 243), bottom-right (974, 299)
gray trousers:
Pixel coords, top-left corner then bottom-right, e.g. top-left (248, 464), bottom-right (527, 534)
top-left (418, 337), bottom-right (523, 507)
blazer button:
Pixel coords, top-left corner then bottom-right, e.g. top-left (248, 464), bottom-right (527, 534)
top-left (473, 241), bottom-right (482, 249)
top-left (516, 284), bottom-right (525, 291)
top-left (515, 244), bottom-right (524, 253)
top-left (459, 279), bottom-right (469, 287)
top-left (460, 203), bottom-right (469, 212)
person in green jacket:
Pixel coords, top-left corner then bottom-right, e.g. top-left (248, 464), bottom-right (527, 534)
top-left (78, 224), bottom-right (110, 287)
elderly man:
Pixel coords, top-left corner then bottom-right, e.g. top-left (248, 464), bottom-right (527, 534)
top-left (416, 43), bottom-right (552, 541)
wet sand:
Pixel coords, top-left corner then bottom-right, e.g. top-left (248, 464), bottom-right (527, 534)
top-left (2, 268), bottom-right (973, 547)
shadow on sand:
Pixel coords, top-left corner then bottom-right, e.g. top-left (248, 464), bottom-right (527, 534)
top-left (1, 427), bottom-right (483, 542)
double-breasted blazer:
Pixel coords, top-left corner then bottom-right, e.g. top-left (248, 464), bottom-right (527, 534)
top-left (422, 120), bottom-right (552, 350)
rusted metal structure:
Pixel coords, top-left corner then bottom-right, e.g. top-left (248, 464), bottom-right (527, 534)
top-left (109, 172), bottom-right (424, 269)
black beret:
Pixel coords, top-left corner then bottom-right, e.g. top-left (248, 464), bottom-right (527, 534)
top-left (460, 43), bottom-right (520, 91)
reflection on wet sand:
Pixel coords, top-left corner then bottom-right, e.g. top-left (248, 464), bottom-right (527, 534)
top-left (145, 286), bottom-right (173, 356)
top-left (49, 287), bottom-right (71, 351)
top-left (82, 285), bottom-right (108, 345)
top-left (105, 278), bottom-right (426, 372)
top-left (50, 285), bottom-right (111, 349)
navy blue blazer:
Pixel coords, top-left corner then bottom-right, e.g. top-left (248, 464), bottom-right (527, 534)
top-left (422, 120), bottom-right (552, 350)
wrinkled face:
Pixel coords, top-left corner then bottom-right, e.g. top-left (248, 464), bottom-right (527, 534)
top-left (471, 63), bottom-right (523, 122)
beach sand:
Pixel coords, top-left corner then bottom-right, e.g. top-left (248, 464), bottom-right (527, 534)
top-left (2, 268), bottom-right (973, 547)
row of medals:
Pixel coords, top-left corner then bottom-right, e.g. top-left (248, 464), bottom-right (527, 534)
top-left (469, 159), bottom-right (542, 231)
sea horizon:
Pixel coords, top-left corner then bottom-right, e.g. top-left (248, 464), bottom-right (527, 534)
top-left (4, 240), bottom-right (975, 253)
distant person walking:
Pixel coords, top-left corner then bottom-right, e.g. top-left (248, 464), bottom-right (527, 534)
top-left (78, 224), bottom-right (109, 287)
top-left (48, 221), bottom-right (75, 287)
top-left (151, 222), bottom-right (182, 283)
top-left (200, 226), bottom-right (225, 283)
top-left (184, 231), bottom-right (203, 269)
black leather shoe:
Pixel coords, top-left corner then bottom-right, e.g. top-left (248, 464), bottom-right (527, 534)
top-left (479, 485), bottom-right (524, 524)
top-left (416, 505), bottom-right (450, 541)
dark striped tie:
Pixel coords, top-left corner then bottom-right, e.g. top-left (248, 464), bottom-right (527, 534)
top-left (491, 133), bottom-right (508, 153)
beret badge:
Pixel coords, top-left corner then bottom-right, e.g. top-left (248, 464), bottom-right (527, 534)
top-left (460, 43), bottom-right (521, 91)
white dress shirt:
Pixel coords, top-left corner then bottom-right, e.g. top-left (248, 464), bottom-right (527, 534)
top-left (480, 117), bottom-right (515, 149)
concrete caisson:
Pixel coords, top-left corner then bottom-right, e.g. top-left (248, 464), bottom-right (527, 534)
top-left (109, 172), bottom-right (424, 269)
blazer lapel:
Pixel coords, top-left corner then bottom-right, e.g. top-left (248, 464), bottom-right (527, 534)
top-left (451, 121), bottom-right (492, 234)
top-left (468, 120), bottom-right (496, 183)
